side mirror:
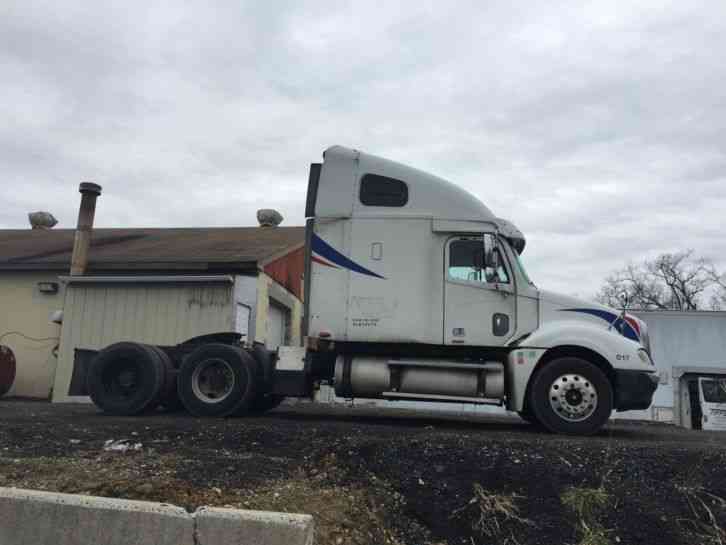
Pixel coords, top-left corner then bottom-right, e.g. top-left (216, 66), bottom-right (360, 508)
top-left (483, 234), bottom-right (500, 270)
top-left (473, 250), bottom-right (484, 270)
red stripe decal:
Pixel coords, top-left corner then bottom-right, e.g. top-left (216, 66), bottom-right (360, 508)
top-left (624, 316), bottom-right (641, 336)
top-left (312, 255), bottom-right (339, 269)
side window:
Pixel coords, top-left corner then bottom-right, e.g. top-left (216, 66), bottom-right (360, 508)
top-left (360, 174), bottom-right (408, 207)
top-left (448, 237), bottom-right (510, 284)
top-left (449, 239), bottom-right (485, 283)
top-left (489, 253), bottom-right (510, 283)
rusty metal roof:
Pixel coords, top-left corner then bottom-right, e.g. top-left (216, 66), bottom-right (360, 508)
top-left (0, 227), bottom-right (304, 273)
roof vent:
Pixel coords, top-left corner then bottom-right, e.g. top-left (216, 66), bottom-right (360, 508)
top-left (257, 209), bottom-right (283, 227)
top-left (28, 211), bottom-right (58, 230)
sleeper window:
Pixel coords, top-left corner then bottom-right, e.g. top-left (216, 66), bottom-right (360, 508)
top-left (359, 174), bottom-right (408, 207)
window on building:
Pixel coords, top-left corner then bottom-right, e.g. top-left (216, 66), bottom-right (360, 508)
top-left (448, 238), bottom-right (509, 284)
top-left (359, 174), bottom-right (408, 207)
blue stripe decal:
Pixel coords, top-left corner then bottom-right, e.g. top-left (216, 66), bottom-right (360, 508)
top-left (311, 234), bottom-right (385, 279)
top-left (560, 308), bottom-right (639, 341)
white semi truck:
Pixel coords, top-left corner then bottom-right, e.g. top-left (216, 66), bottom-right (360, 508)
top-left (87, 146), bottom-right (658, 435)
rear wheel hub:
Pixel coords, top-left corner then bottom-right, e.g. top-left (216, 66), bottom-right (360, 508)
top-left (191, 358), bottom-right (235, 403)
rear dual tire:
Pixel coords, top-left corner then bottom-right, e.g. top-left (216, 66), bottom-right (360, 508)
top-left (248, 393), bottom-right (285, 414)
top-left (87, 342), bottom-right (166, 416)
top-left (149, 346), bottom-right (183, 412)
top-left (177, 343), bottom-right (258, 417)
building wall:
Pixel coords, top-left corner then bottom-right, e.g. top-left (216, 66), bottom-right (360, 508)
top-left (53, 278), bottom-right (236, 402)
top-left (263, 246), bottom-right (304, 300)
top-left (0, 272), bottom-right (65, 399)
top-left (233, 275), bottom-right (258, 342)
top-left (632, 311), bottom-right (726, 417)
top-left (254, 272), bottom-right (303, 348)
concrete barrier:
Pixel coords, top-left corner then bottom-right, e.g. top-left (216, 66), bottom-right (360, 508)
top-left (0, 487), bottom-right (314, 545)
top-left (0, 488), bottom-right (194, 545)
top-left (196, 507), bottom-right (314, 545)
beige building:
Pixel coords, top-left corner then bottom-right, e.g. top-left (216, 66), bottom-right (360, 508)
top-left (0, 226), bottom-right (304, 401)
top-left (0, 271), bottom-right (66, 398)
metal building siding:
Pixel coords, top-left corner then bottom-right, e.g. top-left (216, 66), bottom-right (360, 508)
top-left (633, 311), bottom-right (726, 410)
top-left (52, 282), bottom-right (234, 402)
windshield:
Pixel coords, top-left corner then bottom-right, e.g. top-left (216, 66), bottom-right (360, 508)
top-left (702, 379), bottom-right (726, 403)
top-left (513, 249), bottom-right (535, 286)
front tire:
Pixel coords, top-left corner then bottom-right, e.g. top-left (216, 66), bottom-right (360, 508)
top-left (528, 357), bottom-right (612, 435)
top-left (517, 407), bottom-right (541, 426)
top-left (178, 344), bottom-right (257, 417)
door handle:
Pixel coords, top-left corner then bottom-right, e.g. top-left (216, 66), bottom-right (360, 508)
top-left (492, 313), bottom-right (510, 336)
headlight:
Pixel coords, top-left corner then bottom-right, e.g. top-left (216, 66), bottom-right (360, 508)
top-left (637, 349), bottom-right (653, 366)
top-left (637, 318), bottom-right (651, 354)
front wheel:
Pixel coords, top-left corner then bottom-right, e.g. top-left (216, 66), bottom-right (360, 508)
top-left (528, 357), bottom-right (612, 435)
top-left (517, 407), bottom-right (541, 426)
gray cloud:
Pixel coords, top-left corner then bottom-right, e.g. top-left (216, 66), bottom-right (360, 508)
top-left (1, 0), bottom-right (725, 297)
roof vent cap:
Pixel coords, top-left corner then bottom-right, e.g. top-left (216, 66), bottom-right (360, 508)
top-left (28, 211), bottom-right (58, 230)
top-left (256, 209), bottom-right (283, 227)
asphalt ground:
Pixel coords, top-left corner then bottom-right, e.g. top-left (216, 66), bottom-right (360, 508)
top-left (0, 399), bottom-right (724, 544)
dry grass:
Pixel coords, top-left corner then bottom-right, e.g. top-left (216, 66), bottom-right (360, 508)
top-left (676, 486), bottom-right (726, 545)
top-left (560, 486), bottom-right (611, 545)
top-left (452, 483), bottom-right (534, 540)
top-left (0, 454), bottom-right (404, 545)
top-left (240, 468), bottom-right (404, 545)
top-left (560, 487), bottom-right (609, 521)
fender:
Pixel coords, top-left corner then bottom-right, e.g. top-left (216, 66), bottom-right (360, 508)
top-left (505, 320), bottom-right (652, 411)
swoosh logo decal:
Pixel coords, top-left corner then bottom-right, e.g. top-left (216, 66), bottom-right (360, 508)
top-left (560, 308), bottom-right (640, 341)
top-left (311, 234), bottom-right (385, 279)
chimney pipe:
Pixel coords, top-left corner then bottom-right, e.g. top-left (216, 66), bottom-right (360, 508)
top-left (70, 182), bottom-right (102, 276)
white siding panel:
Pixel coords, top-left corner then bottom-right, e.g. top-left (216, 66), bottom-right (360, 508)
top-left (633, 311), bottom-right (726, 411)
top-left (233, 275), bottom-right (258, 343)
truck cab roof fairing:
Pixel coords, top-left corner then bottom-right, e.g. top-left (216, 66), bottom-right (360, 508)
top-left (495, 217), bottom-right (526, 254)
top-left (316, 146), bottom-right (496, 223)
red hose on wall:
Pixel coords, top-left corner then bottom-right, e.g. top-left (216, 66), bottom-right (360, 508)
top-left (0, 345), bottom-right (16, 397)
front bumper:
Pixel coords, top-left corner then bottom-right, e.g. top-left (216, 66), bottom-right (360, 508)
top-left (614, 370), bottom-right (659, 411)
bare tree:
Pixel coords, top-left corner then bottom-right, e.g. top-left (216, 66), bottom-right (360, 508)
top-left (595, 250), bottom-right (717, 310)
top-left (707, 266), bottom-right (726, 310)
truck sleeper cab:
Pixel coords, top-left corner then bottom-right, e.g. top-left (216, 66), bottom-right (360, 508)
top-left (302, 145), bottom-right (658, 435)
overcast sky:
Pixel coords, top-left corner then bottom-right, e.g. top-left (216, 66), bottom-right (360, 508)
top-left (1, 1), bottom-right (725, 297)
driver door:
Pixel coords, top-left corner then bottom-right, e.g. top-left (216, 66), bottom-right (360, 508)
top-left (444, 234), bottom-right (516, 346)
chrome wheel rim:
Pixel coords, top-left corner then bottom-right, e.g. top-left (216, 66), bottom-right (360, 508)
top-left (191, 358), bottom-right (235, 403)
top-left (549, 373), bottom-right (598, 422)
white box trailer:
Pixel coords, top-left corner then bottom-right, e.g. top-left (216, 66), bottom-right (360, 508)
top-left (86, 146), bottom-right (658, 435)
